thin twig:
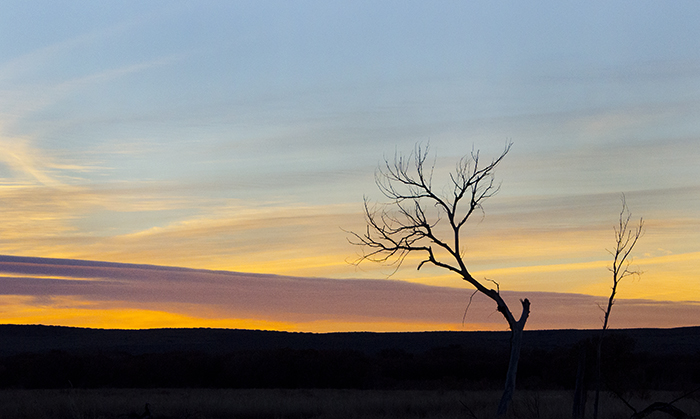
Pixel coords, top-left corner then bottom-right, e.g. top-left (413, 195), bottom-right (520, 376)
top-left (462, 289), bottom-right (479, 326)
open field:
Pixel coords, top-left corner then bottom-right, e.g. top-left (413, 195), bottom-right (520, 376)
top-left (0, 388), bottom-right (698, 419)
top-left (2, 326), bottom-right (700, 418)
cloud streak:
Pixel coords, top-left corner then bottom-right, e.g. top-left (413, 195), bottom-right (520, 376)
top-left (0, 255), bottom-right (698, 332)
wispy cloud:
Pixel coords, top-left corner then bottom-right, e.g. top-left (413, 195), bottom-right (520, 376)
top-left (1, 179), bottom-right (695, 304)
top-left (0, 5), bottom-right (167, 83)
top-left (1, 53), bottom-right (187, 135)
top-left (0, 139), bottom-right (85, 186)
top-left (68, 202), bottom-right (360, 275)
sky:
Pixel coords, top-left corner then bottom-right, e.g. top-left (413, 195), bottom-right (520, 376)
top-left (0, 1), bottom-right (699, 332)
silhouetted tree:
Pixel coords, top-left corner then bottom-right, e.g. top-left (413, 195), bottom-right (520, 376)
top-left (349, 143), bottom-right (529, 416)
top-left (593, 194), bottom-right (644, 419)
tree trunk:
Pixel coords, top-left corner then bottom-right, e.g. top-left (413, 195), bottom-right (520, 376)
top-left (497, 322), bottom-right (525, 416)
top-left (496, 298), bottom-right (530, 417)
top-left (593, 328), bottom-right (606, 419)
top-left (572, 347), bottom-right (588, 419)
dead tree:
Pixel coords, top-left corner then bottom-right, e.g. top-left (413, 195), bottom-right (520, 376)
top-left (349, 143), bottom-right (529, 416)
top-left (592, 195), bottom-right (644, 419)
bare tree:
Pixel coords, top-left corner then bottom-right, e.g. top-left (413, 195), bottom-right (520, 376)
top-left (592, 194), bottom-right (644, 419)
top-left (349, 143), bottom-right (529, 416)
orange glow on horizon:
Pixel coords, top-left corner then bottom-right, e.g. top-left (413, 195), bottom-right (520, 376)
top-left (0, 299), bottom-right (486, 333)
top-left (0, 298), bottom-right (293, 331)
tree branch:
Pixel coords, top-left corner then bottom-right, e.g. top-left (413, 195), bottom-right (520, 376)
top-left (348, 142), bottom-right (520, 326)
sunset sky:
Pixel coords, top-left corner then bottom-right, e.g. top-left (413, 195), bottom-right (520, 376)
top-left (1, 1), bottom-right (699, 332)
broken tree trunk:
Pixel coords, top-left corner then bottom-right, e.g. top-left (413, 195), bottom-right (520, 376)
top-left (496, 298), bottom-right (530, 416)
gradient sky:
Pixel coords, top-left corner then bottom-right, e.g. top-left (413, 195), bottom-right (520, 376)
top-left (0, 1), bottom-right (699, 331)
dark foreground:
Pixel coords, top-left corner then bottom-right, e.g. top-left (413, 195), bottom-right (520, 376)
top-left (1, 325), bottom-right (699, 392)
top-left (2, 388), bottom-right (698, 419)
top-left (1, 325), bottom-right (700, 418)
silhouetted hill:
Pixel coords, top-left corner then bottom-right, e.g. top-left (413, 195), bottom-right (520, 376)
top-left (1, 325), bottom-right (699, 390)
top-left (2, 324), bottom-right (699, 356)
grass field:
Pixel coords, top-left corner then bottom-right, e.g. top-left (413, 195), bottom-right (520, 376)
top-left (0, 388), bottom-right (698, 419)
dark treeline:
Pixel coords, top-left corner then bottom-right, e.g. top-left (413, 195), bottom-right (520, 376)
top-left (1, 332), bottom-right (699, 391)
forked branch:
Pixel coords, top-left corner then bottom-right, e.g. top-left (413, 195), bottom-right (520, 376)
top-left (348, 142), bottom-right (512, 290)
top-left (603, 194), bottom-right (644, 330)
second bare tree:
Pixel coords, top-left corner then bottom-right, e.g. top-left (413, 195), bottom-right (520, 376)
top-left (592, 195), bottom-right (644, 419)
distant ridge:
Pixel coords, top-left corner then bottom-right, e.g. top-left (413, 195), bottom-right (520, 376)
top-left (2, 324), bottom-right (699, 357)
